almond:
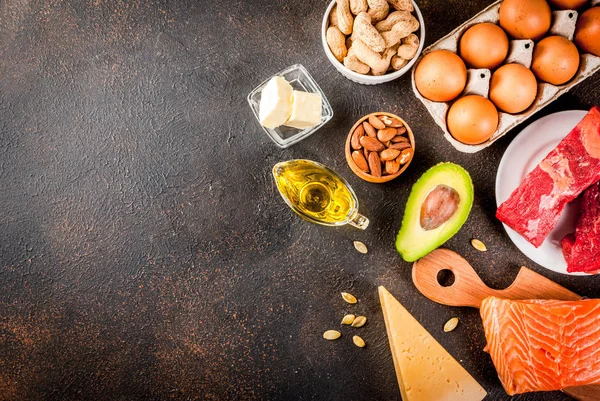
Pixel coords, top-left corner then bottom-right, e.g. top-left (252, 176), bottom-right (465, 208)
top-left (397, 126), bottom-right (407, 135)
top-left (389, 142), bottom-right (411, 150)
top-left (369, 115), bottom-right (386, 130)
top-left (398, 147), bottom-right (413, 164)
top-left (380, 148), bottom-right (401, 161)
top-left (368, 152), bottom-right (382, 177)
top-left (360, 136), bottom-right (385, 152)
top-left (385, 160), bottom-right (400, 174)
top-left (377, 127), bottom-right (397, 142)
top-left (352, 150), bottom-right (369, 173)
top-left (383, 116), bottom-right (404, 127)
top-left (351, 125), bottom-right (365, 150)
top-left (391, 135), bottom-right (409, 143)
top-left (363, 121), bottom-right (377, 137)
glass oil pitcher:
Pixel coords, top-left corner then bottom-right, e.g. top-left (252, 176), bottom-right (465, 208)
top-left (272, 159), bottom-right (369, 230)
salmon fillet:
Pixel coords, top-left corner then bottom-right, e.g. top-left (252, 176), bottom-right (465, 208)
top-left (480, 297), bottom-right (600, 395)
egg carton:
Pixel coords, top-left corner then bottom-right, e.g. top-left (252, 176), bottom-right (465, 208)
top-left (411, 0), bottom-right (600, 153)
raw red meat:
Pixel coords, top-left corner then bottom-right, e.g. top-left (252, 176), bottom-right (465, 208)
top-left (497, 106), bottom-right (600, 247)
top-left (561, 181), bottom-right (600, 273)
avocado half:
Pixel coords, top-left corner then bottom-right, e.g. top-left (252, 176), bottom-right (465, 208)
top-left (396, 162), bottom-right (474, 262)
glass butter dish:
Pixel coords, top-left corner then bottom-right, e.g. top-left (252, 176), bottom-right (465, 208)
top-left (247, 64), bottom-right (333, 148)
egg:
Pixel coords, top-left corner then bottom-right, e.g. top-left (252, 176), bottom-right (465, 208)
top-left (459, 23), bottom-right (509, 69)
top-left (547, 0), bottom-right (587, 9)
top-left (447, 95), bottom-right (499, 145)
top-left (574, 7), bottom-right (600, 57)
top-left (499, 0), bottom-right (552, 40)
top-left (531, 36), bottom-right (580, 85)
top-left (414, 50), bottom-right (467, 102)
top-left (490, 64), bottom-right (538, 114)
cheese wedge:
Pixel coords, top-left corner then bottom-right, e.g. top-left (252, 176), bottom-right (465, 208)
top-left (283, 90), bottom-right (322, 129)
top-left (379, 286), bottom-right (486, 401)
top-left (259, 76), bottom-right (293, 129)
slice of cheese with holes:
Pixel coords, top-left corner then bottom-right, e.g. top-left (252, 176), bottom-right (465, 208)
top-left (379, 286), bottom-right (487, 401)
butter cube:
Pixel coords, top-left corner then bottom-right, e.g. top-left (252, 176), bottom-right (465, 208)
top-left (259, 76), bottom-right (293, 129)
top-left (284, 90), bottom-right (322, 129)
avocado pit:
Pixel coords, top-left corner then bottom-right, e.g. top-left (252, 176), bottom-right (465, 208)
top-left (420, 185), bottom-right (460, 230)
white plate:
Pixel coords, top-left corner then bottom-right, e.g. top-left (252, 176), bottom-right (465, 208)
top-left (495, 110), bottom-right (587, 276)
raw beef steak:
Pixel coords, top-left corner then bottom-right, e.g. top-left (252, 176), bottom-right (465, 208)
top-left (497, 107), bottom-right (600, 247)
top-left (561, 181), bottom-right (600, 273)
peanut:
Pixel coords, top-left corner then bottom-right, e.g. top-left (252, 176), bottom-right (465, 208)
top-left (327, 26), bottom-right (348, 63)
top-left (391, 55), bottom-right (408, 70)
top-left (353, 12), bottom-right (386, 52)
top-left (350, 0), bottom-right (368, 15)
top-left (372, 46), bottom-right (396, 75)
top-left (330, 4), bottom-right (339, 27)
top-left (344, 54), bottom-right (370, 74)
top-left (367, 0), bottom-right (389, 23)
top-left (368, 152), bottom-right (382, 177)
top-left (368, 115), bottom-right (386, 129)
top-left (382, 20), bottom-right (415, 48)
top-left (397, 33), bottom-right (419, 59)
top-left (336, 0), bottom-right (354, 35)
top-left (352, 150), bottom-right (370, 172)
top-left (387, 0), bottom-right (413, 12)
top-left (375, 10), bottom-right (411, 31)
top-left (352, 39), bottom-right (390, 75)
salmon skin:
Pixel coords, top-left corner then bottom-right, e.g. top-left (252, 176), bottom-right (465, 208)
top-left (480, 297), bottom-right (600, 395)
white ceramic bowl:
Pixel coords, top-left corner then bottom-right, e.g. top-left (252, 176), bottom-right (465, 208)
top-left (321, 1), bottom-right (425, 85)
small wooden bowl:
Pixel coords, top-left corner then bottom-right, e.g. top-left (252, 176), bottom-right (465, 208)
top-left (345, 112), bottom-right (416, 183)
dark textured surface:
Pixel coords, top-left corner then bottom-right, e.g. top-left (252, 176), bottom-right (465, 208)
top-left (0, 0), bottom-right (599, 400)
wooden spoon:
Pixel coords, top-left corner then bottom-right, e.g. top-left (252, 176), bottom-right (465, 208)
top-left (412, 248), bottom-right (599, 401)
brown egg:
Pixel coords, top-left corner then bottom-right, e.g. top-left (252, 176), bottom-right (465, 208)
top-left (547, 0), bottom-right (587, 9)
top-left (447, 95), bottom-right (499, 145)
top-left (575, 7), bottom-right (600, 57)
top-left (499, 0), bottom-right (552, 40)
top-left (532, 36), bottom-right (580, 85)
top-left (414, 50), bottom-right (467, 102)
top-left (459, 23), bottom-right (509, 69)
top-left (490, 64), bottom-right (538, 114)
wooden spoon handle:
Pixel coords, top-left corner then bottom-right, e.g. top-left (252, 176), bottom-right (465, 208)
top-left (412, 249), bottom-right (581, 309)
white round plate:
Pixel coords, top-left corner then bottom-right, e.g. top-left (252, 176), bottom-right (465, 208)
top-left (495, 110), bottom-right (587, 276)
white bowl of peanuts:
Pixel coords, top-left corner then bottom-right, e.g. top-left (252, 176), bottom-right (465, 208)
top-left (322, 0), bottom-right (425, 85)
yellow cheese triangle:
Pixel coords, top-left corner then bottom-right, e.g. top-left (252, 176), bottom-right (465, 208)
top-left (379, 286), bottom-right (487, 401)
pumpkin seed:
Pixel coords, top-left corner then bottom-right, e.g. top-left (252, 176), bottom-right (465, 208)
top-left (353, 335), bottom-right (366, 348)
top-left (341, 292), bottom-right (357, 304)
top-left (351, 316), bottom-right (367, 328)
top-left (471, 239), bottom-right (487, 252)
top-left (353, 241), bottom-right (368, 254)
top-left (341, 314), bottom-right (356, 325)
top-left (444, 317), bottom-right (459, 332)
top-left (323, 330), bottom-right (341, 340)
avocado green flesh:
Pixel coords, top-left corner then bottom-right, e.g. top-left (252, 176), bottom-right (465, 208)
top-left (395, 163), bottom-right (474, 262)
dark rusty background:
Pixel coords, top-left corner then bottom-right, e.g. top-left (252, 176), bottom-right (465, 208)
top-left (0, 0), bottom-right (599, 400)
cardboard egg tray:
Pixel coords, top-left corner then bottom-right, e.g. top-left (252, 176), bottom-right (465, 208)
top-left (411, 0), bottom-right (600, 153)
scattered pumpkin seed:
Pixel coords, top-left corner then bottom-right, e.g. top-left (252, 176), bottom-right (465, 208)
top-left (353, 335), bottom-right (366, 348)
top-left (353, 241), bottom-right (368, 254)
top-left (444, 317), bottom-right (459, 332)
top-left (341, 314), bottom-right (356, 325)
top-left (341, 292), bottom-right (357, 304)
top-left (351, 316), bottom-right (367, 328)
top-left (323, 330), bottom-right (341, 340)
top-left (471, 239), bottom-right (487, 252)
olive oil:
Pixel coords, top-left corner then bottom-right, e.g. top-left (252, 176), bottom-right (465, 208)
top-left (273, 160), bottom-right (369, 229)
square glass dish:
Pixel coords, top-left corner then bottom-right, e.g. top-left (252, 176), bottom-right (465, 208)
top-left (247, 64), bottom-right (333, 148)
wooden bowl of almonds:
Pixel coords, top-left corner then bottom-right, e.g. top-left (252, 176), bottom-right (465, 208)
top-left (345, 112), bottom-right (415, 183)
